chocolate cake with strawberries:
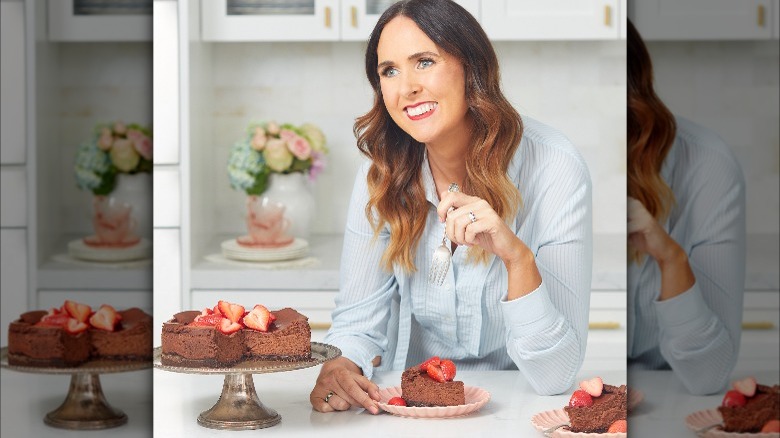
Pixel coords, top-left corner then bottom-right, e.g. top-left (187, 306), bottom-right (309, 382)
top-left (718, 377), bottom-right (780, 433)
top-left (395, 356), bottom-right (465, 407)
top-left (564, 377), bottom-right (627, 433)
top-left (160, 301), bottom-right (311, 367)
top-left (7, 301), bottom-right (152, 367)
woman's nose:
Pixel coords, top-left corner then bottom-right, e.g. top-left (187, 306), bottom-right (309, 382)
top-left (401, 72), bottom-right (422, 97)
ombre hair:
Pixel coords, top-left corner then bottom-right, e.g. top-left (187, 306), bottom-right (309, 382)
top-left (355, 0), bottom-right (522, 272)
top-left (628, 20), bottom-right (676, 261)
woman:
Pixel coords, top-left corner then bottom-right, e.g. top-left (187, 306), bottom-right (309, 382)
top-left (627, 20), bottom-right (745, 395)
top-left (311, 0), bottom-right (592, 413)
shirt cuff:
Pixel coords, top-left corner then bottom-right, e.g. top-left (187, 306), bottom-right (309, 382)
top-left (323, 335), bottom-right (382, 380)
top-left (500, 281), bottom-right (559, 338)
top-left (654, 282), bottom-right (709, 329)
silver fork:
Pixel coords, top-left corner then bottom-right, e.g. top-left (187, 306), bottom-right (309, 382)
top-left (428, 183), bottom-right (459, 286)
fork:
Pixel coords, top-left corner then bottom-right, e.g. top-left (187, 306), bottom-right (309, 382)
top-left (428, 183), bottom-right (459, 286)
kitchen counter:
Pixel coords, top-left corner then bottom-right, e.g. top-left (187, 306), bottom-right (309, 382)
top-left (152, 366), bottom-right (625, 437)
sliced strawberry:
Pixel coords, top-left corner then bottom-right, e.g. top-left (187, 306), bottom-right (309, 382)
top-left (387, 397), bottom-right (407, 406)
top-left (193, 314), bottom-right (224, 326)
top-left (426, 363), bottom-right (447, 383)
top-left (568, 390), bottom-right (594, 408)
top-left (190, 320), bottom-right (217, 327)
top-left (64, 300), bottom-right (92, 323)
top-left (439, 359), bottom-right (456, 382)
top-left (89, 304), bottom-right (120, 331)
top-left (761, 419), bottom-right (780, 433)
top-left (732, 377), bottom-right (757, 397)
top-left (244, 306), bottom-right (272, 331)
top-left (419, 356), bottom-right (440, 371)
top-left (607, 419), bottom-right (627, 433)
top-left (212, 304), bottom-right (222, 316)
top-left (722, 390), bottom-right (747, 407)
top-left (579, 377), bottom-right (604, 397)
top-left (217, 318), bottom-right (242, 335)
top-left (217, 300), bottom-right (245, 324)
top-left (35, 313), bottom-right (70, 327)
top-left (64, 318), bottom-right (89, 334)
top-left (200, 307), bottom-right (214, 316)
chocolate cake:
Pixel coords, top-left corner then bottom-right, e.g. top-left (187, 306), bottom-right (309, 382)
top-left (719, 384), bottom-right (780, 433)
top-left (400, 364), bottom-right (465, 407)
top-left (564, 384), bottom-right (627, 433)
top-left (160, 305), bottom-right (311, 367)
top-left (7, 305), bottom-right (152, 368)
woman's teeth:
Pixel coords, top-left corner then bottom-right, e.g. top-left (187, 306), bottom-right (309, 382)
top-left (407, 102), bottom-right (437, 116)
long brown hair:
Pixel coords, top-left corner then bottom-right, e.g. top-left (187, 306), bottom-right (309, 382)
top-left (628, 19), bottom-right (676, 258)
top-left (355, 0), bottom-right (522, 272)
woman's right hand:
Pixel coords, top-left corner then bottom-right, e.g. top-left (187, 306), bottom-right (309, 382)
top-left (309, 356), bottom-right (381, 414)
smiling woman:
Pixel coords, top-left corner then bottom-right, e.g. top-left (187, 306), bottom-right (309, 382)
top-left (310, 0), bottom-right (594, 413)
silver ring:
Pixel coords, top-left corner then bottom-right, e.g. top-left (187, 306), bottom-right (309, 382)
top-left (448, 182), bottom-right (460, 193)
top-left (324, 391), bottom-right (334, 403)
top-left (468, 211), bottom-right (477, 224)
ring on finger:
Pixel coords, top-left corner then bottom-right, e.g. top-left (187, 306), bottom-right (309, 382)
top-left (324, 391), bottom-right (334, 403)
top-left (468, 211), bottom-right (477, 224)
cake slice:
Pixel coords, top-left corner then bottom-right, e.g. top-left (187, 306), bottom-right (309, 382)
top-left (8, 310), bottom-right (90, 367)
top-left (400, 356), bottom-right (465, 407)
top-left (718, 377), bottom-right (780, 433)
top-left (564, 377), bottom-right (627, 433)
top-left (90, 307), bottom-right (153, 361)
top-left (160, 310), bottom-right (244, 367)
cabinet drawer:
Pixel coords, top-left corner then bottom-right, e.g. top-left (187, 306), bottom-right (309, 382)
top-left (191, 290), bottom-right (337, 327)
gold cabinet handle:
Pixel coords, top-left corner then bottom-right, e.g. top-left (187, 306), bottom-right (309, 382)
top-left (758, 4), bottom-right (765, 27)
top-left (604, 5), bottom-right (612, 27)
top-left (742, 321), bottom-right (775, 330)
top-left (310, 322), bottom-right (332, 330)
top-left (351, 6), bottom-right (358, 28)
top-left (324, 6), bottom-right (331, 28)
top-left (589, 321), bottom-right (620, 330)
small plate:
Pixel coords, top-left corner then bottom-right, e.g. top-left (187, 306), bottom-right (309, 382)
top-left (376, 385), bottom-right (490, 419)
top-left (530, 409), bottom-right (626, 437)
top-left (685, 409), bottom-right (780, 437)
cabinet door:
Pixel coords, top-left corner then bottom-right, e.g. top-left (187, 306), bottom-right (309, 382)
top-left (48, 0), bottom-right (152, 41)
top-left (629, 0), bottom-right (772, 40)
top-left (340, 0), bottom-right (481, 41)
top-left (584, 291), bottom-right (627, 370)
top-left (1, 229), bottom-right (28, 344)
top-left (0, 167), bottom-right (27, 227)
top-left (481, 0), bottom-right (620, 40)
top-left (774, 0), bottom-right (780, 39)
top-left (202, 0), bottom-right (340, 41)
top-left (0, 1), bottom-right (26, 164)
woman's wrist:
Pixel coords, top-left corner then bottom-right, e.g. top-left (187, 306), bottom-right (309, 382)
top-left (504, 242), bottom-right (542, 301)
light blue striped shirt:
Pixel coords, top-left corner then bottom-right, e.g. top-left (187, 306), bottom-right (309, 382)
top-left (325, 116), bottom-right (593, 395)
top-left (627, 117), bottom-right (746, 395)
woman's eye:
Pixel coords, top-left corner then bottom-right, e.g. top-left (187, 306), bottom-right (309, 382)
top-left (381, 66), bottom-right (399, 77)
top-left (418, 58), bottom-right (434, 69)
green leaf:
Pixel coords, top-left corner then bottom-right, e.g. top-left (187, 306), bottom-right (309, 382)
top-left (289, 158), bottom-right (311, 172)
top-left (245, 169), bottom-right (270, 196)
top-left (92, 170), bottom-right (117, 196)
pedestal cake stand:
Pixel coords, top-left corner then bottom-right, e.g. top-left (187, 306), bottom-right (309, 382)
top-left (154, 341), bottom-right (340, 430)
top-left (0, 347), bottom-right (150, 429)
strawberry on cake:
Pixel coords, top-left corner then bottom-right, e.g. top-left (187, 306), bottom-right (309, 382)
top-left (395, 356), bottom-right (465, 407)
top-left (160, 300), bottom-right (311, 367)
top-left (718, 377), bottom-right (780, 433)
top-left (564, 377), bottom-right (627, 433)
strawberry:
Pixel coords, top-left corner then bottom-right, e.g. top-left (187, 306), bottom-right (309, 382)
top-left (419, 356), bottom-right (441, 371)
top-left (387, 397), bottom-right (407, 406)
top-left (193, 314), bottom-right (224, 326)
top-left (200, 307), bottom-right (214, 316)
top-left (439, 359), bottom-right (456, 382)
top-left (212, 304), bottom-right (222, 316)
top-left (426, 362), bottom-right (447, 383)
top-left (89, 304), bottom-right (120, 331)
top-left (761, 419), bottom-right (780, 433)
top-left (64, 318), bottom-right (89, 334)
top-left (721, 390), bottom-right (747, 407)
top-left (217, 318), bottom-right (242, 335)
top-left (243, 305), bottom-right (272, 332)
top-left (568, 390), bottom-right (594, 408)
top-left (732, 377), bottom-right (757, 398)
top-left (35, 313), bottom-right (70, 327)
top-left (579, 377), bottom-right (603, 397)
top-left (63, 300), bottom-right (92, 323)
top-left (607, 419), bottom-right (627, 433)
top-left (217, 300), bottom-right (245, 324)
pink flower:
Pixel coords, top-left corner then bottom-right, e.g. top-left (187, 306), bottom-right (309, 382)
top-left (265, 121), bottom-right (280, 136)
top-left (251, 131), bottom-right (267, 151)
top-left (113, 121), bottom-right (127, 135)
top-left (286, 134), bottom-right (311, 160)
top-left (308, 151), bottom-right (327, 182)
top-left (98, 127), bottom-right (113, 151)
top-left (127, 129), bottom-right (153, 160)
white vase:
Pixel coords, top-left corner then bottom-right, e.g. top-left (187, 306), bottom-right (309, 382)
top-left (107, 172), bottom-right (152, 239)
top-left (259, 172), bottom-right (315, 240)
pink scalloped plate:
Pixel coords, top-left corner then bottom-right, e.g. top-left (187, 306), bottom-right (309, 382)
top-left (376, 385), bottom-right (490, 419)
top-left (530, 409), bottom-right (626, 437)
top-left (685, 409), bottom-right (780, 437)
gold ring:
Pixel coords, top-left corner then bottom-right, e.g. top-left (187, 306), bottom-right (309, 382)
top-left (468, 211), bottom-right (477, 224)
top-left (324, 391), bottom-right (334, 403)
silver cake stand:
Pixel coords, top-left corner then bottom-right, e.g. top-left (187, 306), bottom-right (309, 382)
top-left (0, 346), bottom-right (150, 429)
top-left (153, 341), bottom-right (341, 430)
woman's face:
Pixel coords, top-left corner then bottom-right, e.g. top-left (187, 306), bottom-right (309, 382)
top-left (376, 16), bottom-right (470, 147)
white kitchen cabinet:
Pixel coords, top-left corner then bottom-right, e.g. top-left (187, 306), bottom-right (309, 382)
top-left (201, 0), bottom-right (341, 42)
top-left (585, 291), bottom-right (627, 370)
top-left (1, 229), bottom-right (28, 344)
top-left (774, 0), bottom-right (780, 38)
top-left (481, 0), bottom-right (620, 41)
top-left (740, 291), bottom-right (780, 361)
top-left (0, 167), bottom-right (27, 228)
top-left (47, 0), bottom-right (152, 41)
top-left (1, 1), bottom-right (26, 164)
top-left (629, 0), bottom-right (773, 40)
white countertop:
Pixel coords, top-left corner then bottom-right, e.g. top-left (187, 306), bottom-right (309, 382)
top-left (152, 366), bottom-right (625, 437)
top-left (0, 368), bottom-right (152, 438)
